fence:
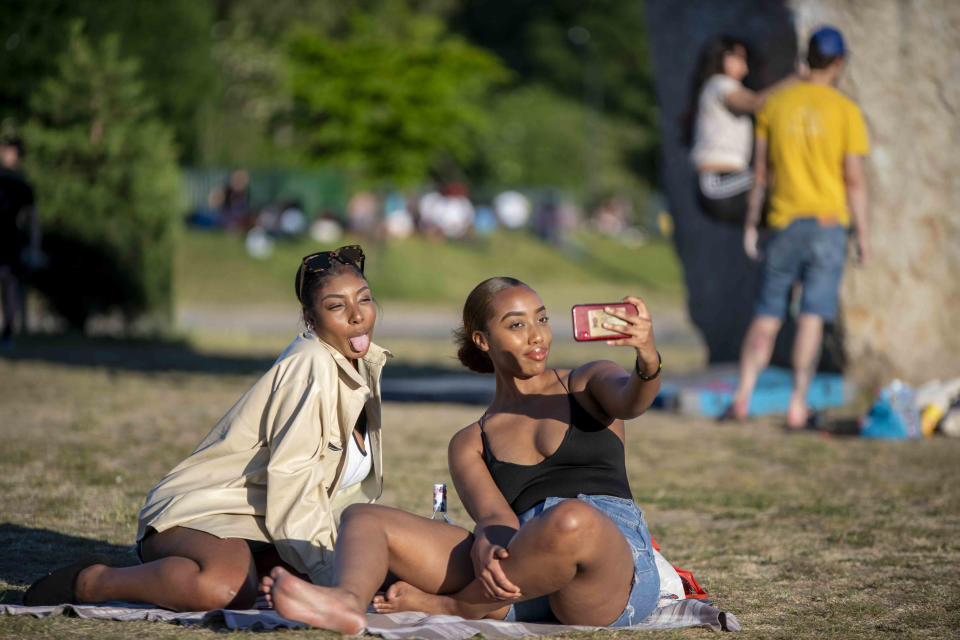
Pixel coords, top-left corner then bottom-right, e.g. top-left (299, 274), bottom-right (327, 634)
top-left (182, 168), bottom-right (349, 220)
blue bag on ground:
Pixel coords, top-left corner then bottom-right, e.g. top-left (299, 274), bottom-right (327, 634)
top-left (861, 381), bottom-right (922, 440)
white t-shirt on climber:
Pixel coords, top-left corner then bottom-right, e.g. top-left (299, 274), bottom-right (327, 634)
top-left (691, 74), bottom-right (753, 171)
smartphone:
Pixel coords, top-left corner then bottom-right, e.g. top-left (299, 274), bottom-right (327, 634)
top-left (571, 302), bottom-right (638, 341)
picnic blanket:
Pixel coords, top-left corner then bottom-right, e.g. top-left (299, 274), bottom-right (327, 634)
top-left (2, 598), bottom-right (740, 636)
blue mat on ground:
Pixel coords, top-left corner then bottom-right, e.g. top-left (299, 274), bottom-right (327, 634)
top-left (654, 366), bottom-right (853, 418)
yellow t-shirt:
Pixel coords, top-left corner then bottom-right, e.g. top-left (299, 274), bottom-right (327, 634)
top-left (756, 83), bottom-right (869, 228)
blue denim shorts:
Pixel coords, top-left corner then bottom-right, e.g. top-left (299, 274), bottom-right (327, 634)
top-left (503, 494), bottom-right (660, 626)
top-left (755, 218), bottom-right (848, 322)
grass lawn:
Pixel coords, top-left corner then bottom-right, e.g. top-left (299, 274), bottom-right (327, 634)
top-left (173, 228), bottom-right (704, 372)
top-left (2, 344), bottom-right (958, 638)
top-left (175, 229), bottom-right (686, 311)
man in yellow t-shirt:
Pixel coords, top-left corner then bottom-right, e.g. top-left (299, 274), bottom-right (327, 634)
top-left (729, 26), bottom-right (871, 429)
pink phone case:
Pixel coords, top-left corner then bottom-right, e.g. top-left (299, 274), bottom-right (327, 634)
top-left (571, 303), bottom-right (638, 341)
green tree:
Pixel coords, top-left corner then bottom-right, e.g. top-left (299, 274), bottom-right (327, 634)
top-left (285, 6), bottom-right (508, 185)
top-left (2, 0), bottom-right (217, 162)
top-left (474, 85), bottom-right (652, 200)
top-left (24, 23), bottom-right (181, 331)
top-left (194, 18), bottom-right (292, 167)
top-left (451, 0), bottom-right (660, 187)
top-left (195, 0), bottom-right (468, 168)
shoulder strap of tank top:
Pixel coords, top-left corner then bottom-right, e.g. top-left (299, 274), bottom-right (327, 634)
top-left (478, 412), bottom-right (495, 463)
top-left (553, 368), bottom-right (571, 394)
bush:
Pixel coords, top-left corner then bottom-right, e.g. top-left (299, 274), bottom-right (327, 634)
top-left (472, 84), bottom-right (654, 204)
top-left (23, 23), bottom-right (181, 331)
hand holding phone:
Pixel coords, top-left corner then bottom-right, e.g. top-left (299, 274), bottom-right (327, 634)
top-left (572, 297), bottom-right (660, 378)
top-left (571, 302), bottom-right (639, 341)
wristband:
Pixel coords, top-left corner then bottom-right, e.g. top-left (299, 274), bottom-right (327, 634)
top-left (635, 351), bottom-right (662, 381)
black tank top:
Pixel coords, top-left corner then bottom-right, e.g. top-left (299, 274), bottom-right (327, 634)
top-left (480, 370), bottom-right (633, 515)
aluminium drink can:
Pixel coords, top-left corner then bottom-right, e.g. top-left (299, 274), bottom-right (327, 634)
top-left (431, 483), bottom-right (453, 523)
top-left (433, 483), bottom-right (447, 514)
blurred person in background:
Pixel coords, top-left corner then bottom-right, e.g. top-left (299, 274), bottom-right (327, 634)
top-left (310, 209), bottom-right (345, 244)
top-left (347, 190), bottom-right (379, 238)
top-left (590, 194), bottom-right (630, 236)
top-left (419, 183), bottom-right (475, 240)
top-left (439, 182), bottom-right (475, 239)
top-left (24, 246), bottom-right (394, 611)
top-left (258, 277), bottom-right (667, 632)
top-left (221, 168), bottom-right (251, 231)
top-left (473, 202), bottom-right (498, 236)
top-left (493, 190), bottom-right (531, 230)
top-left (728, 26), bottom-right (870, 428)
top-left (683, 36), bottom-right (798, 224)
top-left (531, 189), bottom-right (561, 245)
top-left (382, 191), bottom-right (415, 240)
top-left (418, 186), bottom-right (445, 239)
top-left (278, 200), bottom-right (308, 237)
top-left (0, 135), bottom-right (40, 346)
top-left (186, 185), bottom-right (225, 229)
top-left (531, 190), bottom-right (579, 250)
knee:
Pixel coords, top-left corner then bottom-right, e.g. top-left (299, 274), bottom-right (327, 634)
top-left (748, 320), bottom-right (779, 347)
top-left (192, 569), bottom-right (257, 610)
top-left (340, 503), bottom-right (381, 527)
top-left (536, 500), bottom-right (601, 551)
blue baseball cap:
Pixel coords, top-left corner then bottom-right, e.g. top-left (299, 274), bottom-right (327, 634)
top-left (809, 26), bottom-right (846, 57)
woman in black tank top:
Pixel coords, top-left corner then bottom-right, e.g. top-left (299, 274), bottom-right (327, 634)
top-left (257, 277), bottom-right (664, 632)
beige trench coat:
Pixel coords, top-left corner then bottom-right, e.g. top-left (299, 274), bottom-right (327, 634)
top-left (136, 331), bottom-right (391, 585)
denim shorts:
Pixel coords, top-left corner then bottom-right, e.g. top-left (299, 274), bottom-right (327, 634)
top-left (503, 494), bottom-right (660, 626)
top-left (755, 218), bottom-right (848, 322)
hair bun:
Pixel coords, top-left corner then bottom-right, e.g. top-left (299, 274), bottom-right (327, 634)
top-left (454, 327), bottom-right (495, 374)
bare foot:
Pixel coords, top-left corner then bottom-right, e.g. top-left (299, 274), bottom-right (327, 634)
top-left (731, 397), bottom-right (749, 419)
top-left (372, 581), bottom-right (511, 621)
top-left (372, 581), bottom-right (457, 615)
top-left (786, 397), bottom-right (809, 429)
top-left (265, 567), bottom-right (366, 633)
top-left (260, 574), bottom-right (275, 609)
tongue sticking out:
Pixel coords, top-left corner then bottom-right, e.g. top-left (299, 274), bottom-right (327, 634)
top-left (349, 334), bottom-right (370, 353)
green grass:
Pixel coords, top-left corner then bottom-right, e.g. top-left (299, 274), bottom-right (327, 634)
top-left (1, 345), bottom-right (959, 638)
top-left (174, 228), bottom-right (698, 371)
top-left (175, 229), bottom-right (685, 310)
top-left (6, 227), bottom-right (955, 638)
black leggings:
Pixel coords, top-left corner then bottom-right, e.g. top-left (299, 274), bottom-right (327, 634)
top-left (697, 170), bottom-right (753, 225)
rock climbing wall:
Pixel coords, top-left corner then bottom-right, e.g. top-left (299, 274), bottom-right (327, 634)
top-left (645, 0), bottom-right (959, 387)
top-left (643, 0), bottom-right (817, 368)
top-left (789, 0), bottom-right (960, 389)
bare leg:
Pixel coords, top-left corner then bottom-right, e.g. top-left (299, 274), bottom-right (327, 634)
top-left (0, 266), bottom-right (17, 339)
top-left (731, 315), bottom-right (782, 417)
top-left (263, 504), bottom-right (478, 632)
top-left (73, 526), bottom-right (259, 611)
top-left (373, 500), bottom-right (635, 626)
top-left (16, 270), bottom-right (27, 334)
top-left (786, 313), bottom-right (823, 428)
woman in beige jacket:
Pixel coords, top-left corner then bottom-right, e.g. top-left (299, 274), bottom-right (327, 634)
top-left (24, 245), bottom-right (391, 611)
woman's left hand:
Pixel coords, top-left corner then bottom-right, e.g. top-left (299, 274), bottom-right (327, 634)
top-left (602, 296), bottom-right (659, 375)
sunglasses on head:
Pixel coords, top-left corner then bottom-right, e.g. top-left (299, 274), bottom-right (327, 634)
top-left (298, 245), bottom-right (365, 303)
